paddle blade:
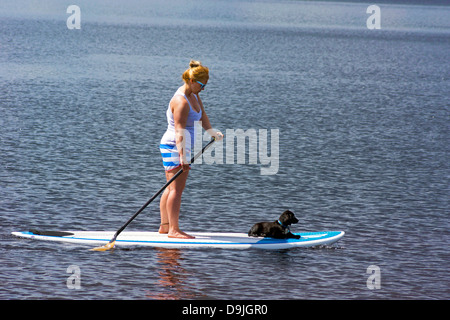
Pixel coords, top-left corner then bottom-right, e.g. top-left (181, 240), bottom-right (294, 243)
top-left (90, 240), bottom-right (115, 251)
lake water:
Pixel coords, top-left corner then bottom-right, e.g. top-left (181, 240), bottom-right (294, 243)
top-left (1, 0), bottom-right (449, 301)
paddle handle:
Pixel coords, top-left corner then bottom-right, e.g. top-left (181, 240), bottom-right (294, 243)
top-left (109, 138), bottom-right (216, 243)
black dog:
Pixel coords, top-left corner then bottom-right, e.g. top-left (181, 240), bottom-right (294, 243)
top-left (248, 210), bottom-right (300, 239)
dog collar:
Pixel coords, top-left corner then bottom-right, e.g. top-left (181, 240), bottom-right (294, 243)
top-left (277, 220), bottom-right (290, 231)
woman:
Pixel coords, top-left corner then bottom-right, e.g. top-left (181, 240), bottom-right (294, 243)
top-left (159, 60), bottom-right (223, 239)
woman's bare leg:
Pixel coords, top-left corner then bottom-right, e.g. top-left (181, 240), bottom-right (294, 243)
top-left (159, 167), bottom-right (194, 239)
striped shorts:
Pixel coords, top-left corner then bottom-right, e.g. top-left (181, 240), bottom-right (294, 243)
top-left (160, 144), bottom-right (191, 171)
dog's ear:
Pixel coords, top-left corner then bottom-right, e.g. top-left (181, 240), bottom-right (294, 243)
top-left (283, 210), bottom-right (299, 224)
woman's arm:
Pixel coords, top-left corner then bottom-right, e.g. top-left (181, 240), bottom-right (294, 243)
top-left (196, 94), bottom-right (223, 141)
top-left (171, 96), bottom-right (191, 170)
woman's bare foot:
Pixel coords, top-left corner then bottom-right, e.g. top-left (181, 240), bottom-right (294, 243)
top-left (168, 229), bottom-right (195, 239)
top-left (159, 223), bottom-right (169, 234)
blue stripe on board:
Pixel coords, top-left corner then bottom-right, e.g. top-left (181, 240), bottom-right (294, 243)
top-left (19, 231), bottom-right (265, 245)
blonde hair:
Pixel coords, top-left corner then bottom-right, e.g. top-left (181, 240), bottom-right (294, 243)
top-left (182, 60), bottom-right (209, 83)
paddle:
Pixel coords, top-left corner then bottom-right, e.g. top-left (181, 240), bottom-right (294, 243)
top-left (91, 137), bottom-right (216, 251)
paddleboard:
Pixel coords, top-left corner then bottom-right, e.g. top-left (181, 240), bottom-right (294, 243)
top-left (11, 230), bottom-right (344, 249)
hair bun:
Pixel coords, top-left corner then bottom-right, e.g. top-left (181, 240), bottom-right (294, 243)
top-left (189, 60), bottom-right (202, 68)
top-left (182, 60), bottom-right (209, 83)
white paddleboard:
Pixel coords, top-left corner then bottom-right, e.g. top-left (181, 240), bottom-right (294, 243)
top-left (11, 230), bottom-right (344, 249)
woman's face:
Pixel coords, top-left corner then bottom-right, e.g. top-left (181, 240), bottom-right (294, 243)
top-left (191, 79), bottom-right (207, 94)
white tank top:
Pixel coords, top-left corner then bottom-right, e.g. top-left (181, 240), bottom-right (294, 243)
top-left (160, 89), bottom-right (202, 150)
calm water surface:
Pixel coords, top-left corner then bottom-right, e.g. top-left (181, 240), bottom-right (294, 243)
top-left (1, 0), bottom-right (449, 300)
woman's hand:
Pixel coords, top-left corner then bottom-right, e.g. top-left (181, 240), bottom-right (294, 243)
top-left (180, 156), bottom-right (190, 172)
top-left (208, 129), bottom-right (224, 141)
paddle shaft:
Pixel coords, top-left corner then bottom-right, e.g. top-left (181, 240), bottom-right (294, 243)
top-left (108, 138), bottom-right (215, 244)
